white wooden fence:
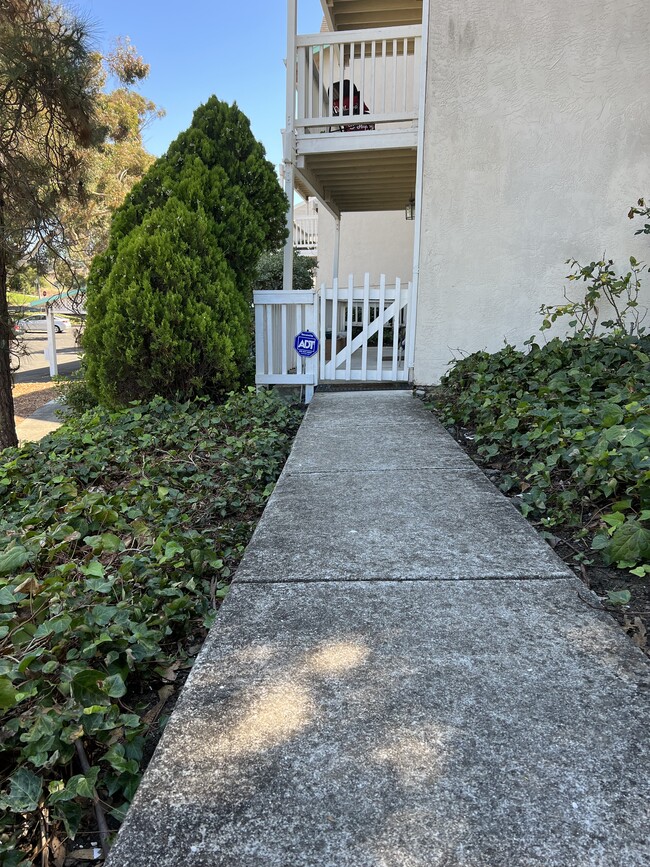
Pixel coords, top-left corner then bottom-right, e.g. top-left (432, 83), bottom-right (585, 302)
top-left (254, 275), bottom-right (412, 401)
top-left (254, 290), bottom-right (319, 401)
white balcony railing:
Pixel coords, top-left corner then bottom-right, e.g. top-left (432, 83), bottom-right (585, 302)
top-left (293, 215), bottom-right (318, 252)
top-left (295, 25), bottom-right (422, 134)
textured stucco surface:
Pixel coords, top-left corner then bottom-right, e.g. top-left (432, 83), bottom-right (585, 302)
top-left (317, 209), bottom-right (415, 288)
top-left (414, 0), bottom-right (650, 383)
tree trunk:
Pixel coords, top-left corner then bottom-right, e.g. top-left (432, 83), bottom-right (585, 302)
top-left (0, 197), bottom-right (18, 450)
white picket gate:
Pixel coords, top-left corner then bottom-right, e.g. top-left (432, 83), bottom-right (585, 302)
top-left (319, 274), bottom-right (411, 382)
top-left (254, 275), bottom-right (412, 400)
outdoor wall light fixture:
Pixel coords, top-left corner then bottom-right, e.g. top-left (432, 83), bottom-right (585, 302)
top-left (405, 196), bottom-right (416, 220)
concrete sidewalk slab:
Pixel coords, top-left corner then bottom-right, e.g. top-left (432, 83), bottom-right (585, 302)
top-left (303, 390), bottom-right (432, 426)
top-left (16, 399), bottom-right (62, 444)
top-left (236, 469), bottom-right (572, 582)
top-left (108, 580), bottom-right (650, 867)
top-left (289, 414), bottom-right (474, 472)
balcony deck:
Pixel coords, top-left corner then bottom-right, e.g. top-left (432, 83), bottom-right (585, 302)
top-left (291, 24), bottom-right (421, 213)
top-left (297, 126), bottom-right (417, 155)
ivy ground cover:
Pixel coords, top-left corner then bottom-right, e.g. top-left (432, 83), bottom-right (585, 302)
top-left (0, 390), bottom-right (302, 865)
top-left (429, 334), bottom-right (650, 635)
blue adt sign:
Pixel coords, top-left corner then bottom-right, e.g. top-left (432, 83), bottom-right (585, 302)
top-left (294, 330), bottom-right (319, 358)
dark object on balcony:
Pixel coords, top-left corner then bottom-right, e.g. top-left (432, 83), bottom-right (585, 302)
top-left (405, 196), bottom-right (416, 220)
top-left (330, 80), bottom-right (375, 132)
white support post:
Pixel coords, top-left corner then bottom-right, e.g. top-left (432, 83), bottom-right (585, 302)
top-left (408, 0), bottom-right (430, 378)
top-left (283, 0), bottom-right (298, 294)
top-left (361, 272), bottom-right (370, 379)
top-left (345, 274), bottom-right (354, 380)
top-left (332, 217), bottom-right (341, 283)
top-left (392, 277), bottom-right (401, 380)
top-left (44, 307), bottom-right (58, 377)
top-left (331, 276), bottom-right (339, 379)
top-left (319, 282), bottom-right (327, 381)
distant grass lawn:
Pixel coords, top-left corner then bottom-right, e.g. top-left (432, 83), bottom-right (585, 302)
top-left (8, 291), bottom-right (38, 307)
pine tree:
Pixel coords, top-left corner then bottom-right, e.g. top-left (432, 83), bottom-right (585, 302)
top-left (49, 37), bottom-right (162, 290)
top-left (0, 0), bottom-right (102, 449)
top-left (84, 96), bottom-right (287, 405)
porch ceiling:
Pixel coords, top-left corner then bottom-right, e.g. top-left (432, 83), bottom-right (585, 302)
top-left (296, 148), bottom-right (416, 212)
top-left (322, 0), bottom-right (423, 31)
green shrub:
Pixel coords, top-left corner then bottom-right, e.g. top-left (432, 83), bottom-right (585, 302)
top-left (54, 367), bottom-right (98, 416)
top-left (84, 96), bottom-right (288, 407)
top-left (432, 333), bottom-right (650, 572)
top-left (0, 389), bottom-right (302, 864)
top-left (254, 249), bottom-right (317, 291)
top-left (432, 200), bottom-right (650, 575)
top-left (84, 200), bottom-right (252, 405)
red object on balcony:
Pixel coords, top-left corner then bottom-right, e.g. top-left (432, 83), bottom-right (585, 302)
top-left (331, 80), bottom-right (375, 132)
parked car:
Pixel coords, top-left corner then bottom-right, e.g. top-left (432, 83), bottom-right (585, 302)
top-left (15, 314), bottom-right (71, 334)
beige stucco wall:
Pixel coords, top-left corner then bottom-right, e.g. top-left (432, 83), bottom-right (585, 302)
top-left (317, 209), bottom-right (415, 288)
top-left (414, 0), bottom-right (650, 384)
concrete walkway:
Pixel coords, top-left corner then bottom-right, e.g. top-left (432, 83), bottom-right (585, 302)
top-left (108, 391), bottom-right (650, 866)
top-left (16, 399), bottom-right (62, 444)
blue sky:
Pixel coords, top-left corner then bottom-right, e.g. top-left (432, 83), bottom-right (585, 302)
top-left (73, 0), bottom-right (323, 169)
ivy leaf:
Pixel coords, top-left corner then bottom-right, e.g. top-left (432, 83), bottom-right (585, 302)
top-left (0, 546), bottom-right (30, 576)
top-left (161, 541), bottom-right (184, 562)
top-left (71, 669), bottom-right (107, 706)
top-left (621, 429), bottom-right (646, 448)
top-left (602, 512), bottom-right (625, 533)
top-left (100, 533), bottom-right (124, 552)
top-left (0, 676), bottom-right (17, 710)
top-left (0, 585), bottom-right (18, 605)
top-left (0, 767), bottom-right (43, 812)
top-left (103, 743), bottom-right (139, 775)
top-left (600, 405), bottom-right (624, 427)
top-left (52, 800), bottom-right (82, 839)
top-left (109, 801), bottom-right (130, 824)
top-left (607, 589), bottom-right (631, 606)
top-left (85, 577), bottom-right (114, 593)
top-left (103, 673), bottom-right (127, 698)
top-left (81, 560), bottom-right (104, 579)
top-left (605, 520), bottom-right (650, 567)
top-left (49, 768), bottom-right (99, 803)
top-left (0, 848), bottom-right (32, 867)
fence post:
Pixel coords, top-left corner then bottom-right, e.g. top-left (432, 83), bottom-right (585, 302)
top-left (305, 291), bottom-right (319, 403)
